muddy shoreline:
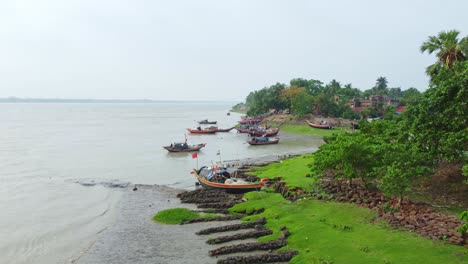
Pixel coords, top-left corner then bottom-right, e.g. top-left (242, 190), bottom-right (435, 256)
top-left (74, 132), bottom-right (314, 264)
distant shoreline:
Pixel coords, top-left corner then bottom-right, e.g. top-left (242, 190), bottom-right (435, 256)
top-left (0, 98), bottom-right (239, 104)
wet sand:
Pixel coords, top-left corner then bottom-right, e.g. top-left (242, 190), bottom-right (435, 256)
top-left (74, 185), bottom-right (229, 264)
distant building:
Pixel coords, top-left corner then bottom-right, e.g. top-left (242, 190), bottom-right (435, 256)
top-left (348, 95), bottom-right (401, 113)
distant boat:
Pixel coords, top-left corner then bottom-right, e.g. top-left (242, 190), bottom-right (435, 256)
top-left (306, 120), bottom-right (332, 129)
top-left (192, 166), bottom-right (266, 193)
top-left (187, 127), bottom-right (217, 134)
top-left (248, 136), bottom-right (280, 145)
top-left (163, 142), bottom-right (207, 152)
top-left (198, 119), bottom-right (217, 125)
top-left (227, 112), bottom-right (231, 116)
top-left (248, 128), bottom-right (280, 137)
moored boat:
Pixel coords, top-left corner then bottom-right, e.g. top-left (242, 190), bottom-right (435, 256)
top-left (198, 119), bottom-right (217, 125)
top-left (248, 136), bottom-right (280, 145)
top-left (187, 127), bottom-right (217, 134)
top-left (248, 128), bottom-right (280, 137)
top-left (163, 142), bottom-right (207, 152)
top-left (306, 120), bottom-right (333, 129)
top-left (192, 166), bottom-right (267, 193)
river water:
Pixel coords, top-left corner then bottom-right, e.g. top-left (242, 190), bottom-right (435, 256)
top-left (0, 102), bottom-right (321, 264)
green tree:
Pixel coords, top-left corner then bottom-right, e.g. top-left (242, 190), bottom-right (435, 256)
top-left (420, 30), bottom-right (468, 76)
top-left (404, 60), bottom-right (468, 162)
top-left (312, 93), bottom-right (339, 117)
top-left (291, 89), bottom-right (314, 116)
top-left (313, 132), bottom-right (382, 188)
top-left (324, 79), bottom-right (341, 96)
top-left (373, 76), bottom-right (388, 95)
top-left (401, 87), bottom-right (422, 105)
top-left (377, 144), bottom-right (431, 203)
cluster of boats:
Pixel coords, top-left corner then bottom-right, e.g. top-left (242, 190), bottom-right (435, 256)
top-left (164, 116), bottom-right (278, 193)
top-left (163, 117), bottom-right (282, 153)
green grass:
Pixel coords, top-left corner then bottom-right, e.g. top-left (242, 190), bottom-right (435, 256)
top-left (230, 192), bottom-right (466, 264)
top-left (248, 154), bottom-right (317, 191)
top-left (152, 208), bottom-right (217, 224)
top-left (281, 124), bottom-right (348, 138)
top-left (237, 154), bottom-right (467, 263)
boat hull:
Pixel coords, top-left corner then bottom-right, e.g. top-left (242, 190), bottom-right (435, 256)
top-left (163, 143), bottom-right (206, 152)
top-left (248, 137), bottom-right (280, 145)
top-left (306, 120), bottom-right (332, 129)
top-left (195, 174), bottom-right (262, 194)
top-left (187, 128), bottom-right (217, 134)
top-left (248, 128), bottom-right (280, 137)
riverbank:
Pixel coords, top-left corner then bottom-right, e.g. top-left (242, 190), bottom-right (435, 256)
top-left (74, 185), bottom-right (226, 264)
top-left (73, 134), bottom-right (314, 264)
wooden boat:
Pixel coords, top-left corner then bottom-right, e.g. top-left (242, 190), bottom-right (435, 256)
top-left (239, 116), bottom-right (263, 124)
top-left (248, 128), bottom-right (280, 137)
top-left (187, 127), bottom-right (217, 134)
top-left (163, 142), bottom-right (206, 152)
top-left (248, 137), bottom-right (280, 145)
top-left (306, 120), bottom-right (332, 129)
top-left (216, 127), bottom-right (235, 132)
top-left (192, 166), bottom-right (266, 193)
top-left (198, 119), bottom-right (217, 124)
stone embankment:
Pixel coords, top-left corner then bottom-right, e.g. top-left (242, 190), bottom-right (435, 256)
top-left (177, 188), bottom-right (297, 263)
top-left (319, 177), bottom-right (466, 246)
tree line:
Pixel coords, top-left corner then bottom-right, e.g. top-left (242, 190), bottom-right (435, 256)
top-left (313, 30), bottom-right (467, 204)
top-left (237, 76), bottom-right (422, 119)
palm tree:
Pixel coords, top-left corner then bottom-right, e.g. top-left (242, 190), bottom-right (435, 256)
top-left (373, 76), bottom-right (388, 95)
top-left (420, 30), bottom-right (468, 76)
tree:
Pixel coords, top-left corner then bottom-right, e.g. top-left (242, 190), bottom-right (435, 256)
top-left (388, 87), bottom-right (402, 98)
top-left (312, 93), bottom-right (339, 117)
top-left (291, 89), bottom-right (314, 116)
top-left (305, 79), bottom-right (325, 96)
top-left (313, 132), bottom-right (382, 188)
top-left (403, 60), bottom-right (468, 162)
top-left (401, 87), bottom-right (421, 105)
top-left (280, 87), bottom-right (304, 113)
top-left (377, 144), bottom-right (431, 203)
top-left (373, 76), bottom-right (388, 95)
top-left (420, 30), bottom-right (468, 76)
top-left (324, 79), bottom-right (341, 96)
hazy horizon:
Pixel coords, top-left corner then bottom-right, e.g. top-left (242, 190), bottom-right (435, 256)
top-left (1, 0), bottom-right (467, 101)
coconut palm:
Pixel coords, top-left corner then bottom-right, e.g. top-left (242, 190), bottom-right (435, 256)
top-left (420, 30), bottom-right (468, 76)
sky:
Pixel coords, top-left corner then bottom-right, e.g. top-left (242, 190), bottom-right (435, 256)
top-left (0, 0), bottom-right (467, 102)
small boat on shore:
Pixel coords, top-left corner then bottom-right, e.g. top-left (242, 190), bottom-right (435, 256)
top-left (163, 142), bottom-right (207, 152)
top-left (187, 127), bottom-right (217, 134)
top-left (192, 166), bottom-right (266, 193)
top-left (306, 120), bottom-right (333, 129)
top-left (248, 128), bottom-right (280, 137)
top-left (248, 136), bottom-right (280, 145)
top-left (198, 119), bottom-right (217, 125)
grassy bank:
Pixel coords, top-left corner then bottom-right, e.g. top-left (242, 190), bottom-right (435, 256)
top-left (153, 208), bottom-right (217, 224)
top-left (235, 154), bottom-right (466, 264)
top-left (280, 124), bottom-right (348, 138)
top-left (230, 192), bottom-right (465, 264)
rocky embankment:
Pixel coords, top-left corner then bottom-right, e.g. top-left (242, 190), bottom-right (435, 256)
top-left (319, 176), bottom-right (467, 246)
top-left (177, 189), bottom-right (298, 263)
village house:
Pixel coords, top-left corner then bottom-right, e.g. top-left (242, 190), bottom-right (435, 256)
top-left (348, 95), bottom-right (400, 113)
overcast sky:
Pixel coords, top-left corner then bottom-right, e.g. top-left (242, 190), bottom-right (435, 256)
top-left (0, 0), bottom-right (467, 101)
